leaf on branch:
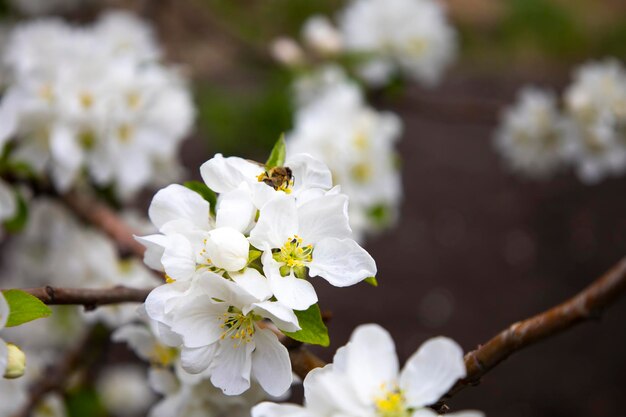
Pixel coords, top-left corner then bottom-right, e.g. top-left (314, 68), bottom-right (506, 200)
top-left (184, 180), bottom-right (217, 214)
top-left (283, 303), bottom-right (330, 347)
top-left (266, 134), bottom-right (287, 169)
top-left (2, 289), bottom-right (52, 327)
top-left (364, 276), bottom-right (378, 287)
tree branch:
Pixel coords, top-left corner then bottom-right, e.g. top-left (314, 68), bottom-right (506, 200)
top-left (446, 256), bottom-right (626, 398)
top-left (19, 286), bottom-right (153, 309)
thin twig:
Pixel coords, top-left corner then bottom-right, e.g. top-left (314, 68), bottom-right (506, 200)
top-left (18, 286), bottom-right (154, 310)
top-left (445, 256), bottom-right (626, 399)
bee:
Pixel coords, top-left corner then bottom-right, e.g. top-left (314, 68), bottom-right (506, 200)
top-left (257, 166), bottom-right (294, 193)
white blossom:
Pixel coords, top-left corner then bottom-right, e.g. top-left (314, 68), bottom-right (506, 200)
top-left (0, 12), bottom-right (194, 199)
top-left (564, 59), bottom-right (626, 183)
top-left (288, 70), bottom-right (402, 240)
top-left (144, 270), bottom-right (298, 396)
top-left (97, 365), bottom-right (156, 417)
top-left (494, 87), bottom-right (572, 179)
top-left (302, 16), bottom-right (343, 56)
top-left (253, 324), bottom-right (483, 417)
top-left (338, 0), bottom-right (456, 87)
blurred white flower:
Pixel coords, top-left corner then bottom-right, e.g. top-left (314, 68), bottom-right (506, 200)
top-left (288, 70), bottom-right (402, 240)
top-left (97, 365), bottom-right (156, 417)
top-left (564, 59), bottom-right (626, 184)
top-left (302, 15), bottom-right (343, 56)
top-left (494, 87), bottom-right (572, 179)
top-left (0, 12), bottom-right (194, 199)
top-left (270, 37), bottom-right (305, 67)
top-left (338, 0), bottom-right (456, 87)
top-left (253, 324), bottom-right (483, 417)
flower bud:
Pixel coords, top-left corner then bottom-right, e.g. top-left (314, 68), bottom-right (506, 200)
top-left (302, 16), bottom-right (343, 56)
top-left (205, 227), bottom-right (250, 272)
top-left (270, 37), bottom-right (305, 67)
top-left (4, 344), bottom-right (26, 379)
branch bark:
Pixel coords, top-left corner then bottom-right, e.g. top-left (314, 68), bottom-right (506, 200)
top-left (446, 256), bottom-right (626, 398)
top-left (19, 286), bottom-right (153, 309)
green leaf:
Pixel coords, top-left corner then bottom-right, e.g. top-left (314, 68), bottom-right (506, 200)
top-left (184, 181), bottom-right (217, 213)
top-left (283, 303), bottom-right (329, 347)
top-left (2, 289), bottom-right (52, 327)
top-left (3, 191), bottom-right (28, 234)
top-left (364, 276), bottom-right (378, 287)
top-left (265, 134), bottom-right (286, 169)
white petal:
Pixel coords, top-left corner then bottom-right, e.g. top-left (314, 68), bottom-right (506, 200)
top-left (249, 196), bottom-right (298, 249)
top-left (134, 234), bottom-right (167, 271)
top-left (200, 153), bottom-right (263, 194)
top-left (252, 402), bottom-right (314, 417)
top-left (112, 324), bottom-right (156, 362)
top-left (252, 327), bottom-right (293, 396)
top-left (303, 365), bottom-right (368, 416)
top-left (0, 292), bottom-right (9, 330)
top-left (286, 153), bottom-right (333, 192)
top-left (309, 238), bottom-right (376, 287)
top-left (144, 281), bottom-right (189, 323)
top-left (411, 409), bottom-right (438, 417)
top-left (400, 337), bottom-right (466, 408)
top-left (344, 324), bottom-right (399, 403)
top-left (205, 227), bottom-right (250, 272)
top-left (148, 368), bottom-right (179, 396)
top-left (171, 295), bottom-right (225, 348)
top-left (267, 270), bottom-right (318, 311)
top-left (0, 339), bottom-right (7, 377)
top-left (210, 339), bottom-right (254, 395)
top-left (216, 184), bottom-right (256, 233)
top-left (231, 268), bottom-right (272, 301)
top-left (149, 184), bottom-right (210, 231)
top-left (297, 194), bottom-right (351, 244)
top-left (252, 301), bottom-right (300, 332)
top-left (180, 344), bottom-right (219, 374)
top-left (162, 234), bottom-right (196, 281)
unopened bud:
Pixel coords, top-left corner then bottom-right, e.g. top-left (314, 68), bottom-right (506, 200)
top-left (302, 16), bottom-right (343, 56)
top-left (270, 37), bottom-right (305, 67)
top-left (4, 344), bottom-right (26, 379)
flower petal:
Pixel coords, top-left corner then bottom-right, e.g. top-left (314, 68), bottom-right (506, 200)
top-left (249, 197), bottom-right (298, 249)
top-left (304, 365), bottom-right (368, 416)
top-left (252, 327), bottom-right (293, 396)
top-left (200, 153), bottom-right (263, 194)
top-left (343, 324), bottom-right (399, 404)
top-left (252, 301), bottom-right (300, 332)
top-left (210, 339), bottom-right (254, 395)
top-left (297, 194), bottom-right (351, 244)
top-left (287, 153), bottom-right (333, 192)
top-left (252, 402), bottom-right (314, 417)
top-left (216, 184), bottom-right (256, 233)
top-left (266, 271), bottom-right (318, 311)
top-left (171, 295), bottom-right (225, 348)
top-left (400, 337), bottom-right (466, 408)
top-left (231, 268), bottom-right (272, 301)
top-left (180, 344), bottom-right (219, 374)
top-left (162, 234), bottom-right (196, 282)
top-left (205, 227), bottom-right (250, 272)
top-left (149, 184), bottom-right (210, 231)
top-left (309, 238), bottom-right (376, 287)
top-left (134, 234), bottom-right (167, 271)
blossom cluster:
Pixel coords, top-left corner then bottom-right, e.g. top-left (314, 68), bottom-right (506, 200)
top-left (288, 67), bottom-right (403, 240)
top-left (137, 147), bottom-right (377, 396)
top-left (272, 0), bottom-right (457, 88)
top-left (0, 11), bottom-right (194, 199)
top-left (495, 58), bottom-right (626, 184)
top-left (253, 324), bottom-right (483, 417)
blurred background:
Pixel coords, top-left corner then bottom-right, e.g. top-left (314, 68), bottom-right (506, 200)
top-left (1, 1), bottom-right (626, 416)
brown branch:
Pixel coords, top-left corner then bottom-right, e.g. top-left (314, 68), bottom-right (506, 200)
top-left (19, 286), bottom-right (154, 310)
top-left (446, 256), bottom-right (626, 398)
top-left (61, 192), bottom-right (147, 259)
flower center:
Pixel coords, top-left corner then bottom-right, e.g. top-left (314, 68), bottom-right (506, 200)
top-left (273, 235), bottom-right (313, 278)
top-left (218, 309), bottom-right (259, 348)
top-left (257, 166), bottom-right (294, 194)
top-left (374, 389), bottom-right (409, 417)
top-left (151, 344), bottom-right (178, 366)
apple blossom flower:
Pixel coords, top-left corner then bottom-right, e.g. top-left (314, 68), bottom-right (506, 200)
top-left (302, 16), bottom-right (343, 56)
top-left (144, 270), bottom-right (299, 396)
top-left (494, 87), bottom-right (572, 179)
top-left (288, 70), bottom-right (402, 240)
top-left (97, 365), bottom-right (156, 417)
top-left (249, 194), bottom-right (376, 310)
top-left (564, 59), bottom-right (626, 184)
top-left (338, 0), bottom-right (456, 87)
top-left (0, 12), bottom-right (194, 199)
top-left (253, 324), bottom-right (483, 417)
